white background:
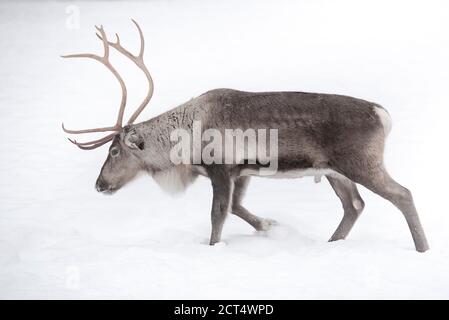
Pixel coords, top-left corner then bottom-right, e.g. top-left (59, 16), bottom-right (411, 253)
top-left (1, 0), bottom-right (449, 299)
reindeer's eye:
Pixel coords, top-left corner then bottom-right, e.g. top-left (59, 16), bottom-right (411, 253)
top-left (110, 148), bottom-right (120, 157)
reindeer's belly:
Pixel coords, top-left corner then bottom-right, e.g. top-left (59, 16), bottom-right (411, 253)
top-left (239, 167), bottom-right (344, 181)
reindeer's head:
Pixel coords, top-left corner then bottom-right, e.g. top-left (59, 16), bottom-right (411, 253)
top-left (62, 20), bottom-right (153, 194)
top-left (95, 128), bottom-right (146, 193)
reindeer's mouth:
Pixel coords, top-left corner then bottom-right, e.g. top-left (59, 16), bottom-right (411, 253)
top-left (101, 188), bottom-right (116, 195)
top-left (95, 181), bottom-right (117, 194)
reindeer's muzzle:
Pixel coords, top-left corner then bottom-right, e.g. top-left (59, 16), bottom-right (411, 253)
top-left (95, 178), bottom-right (114, 194)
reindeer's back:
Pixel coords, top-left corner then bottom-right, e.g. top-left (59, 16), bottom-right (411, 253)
top-left (196, 88), bottom-right (387, 169)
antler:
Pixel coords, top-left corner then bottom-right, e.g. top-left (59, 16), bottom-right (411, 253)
top-left (96, 19), bottom-right (153, 125)
top-left (62, 20), bottom-right (153, 150)
top-left (61, 25), bottom-right (127, 149)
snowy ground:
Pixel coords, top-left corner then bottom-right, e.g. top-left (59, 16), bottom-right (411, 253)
top-left (1, 0), bottom-right (449, 299)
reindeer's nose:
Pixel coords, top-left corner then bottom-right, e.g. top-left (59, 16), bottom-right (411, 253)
top-left (95, 178), bottom-right (109, 193)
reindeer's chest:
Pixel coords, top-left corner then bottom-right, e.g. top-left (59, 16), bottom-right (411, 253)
top-left (152, 166), bottom-right (197, 194)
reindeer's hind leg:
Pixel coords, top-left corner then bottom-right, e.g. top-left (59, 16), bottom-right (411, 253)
top-left (363, 168), bottom-right (428, 252)
top-left (231, 177), bottom-right (277, 231)
top-left (327, 175), bottom-right (365, 241)
top-left (341, 164), bottom-right (429, 252)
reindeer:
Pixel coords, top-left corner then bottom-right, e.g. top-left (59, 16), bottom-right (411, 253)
top-left (62, 20), bottom-right (429, 252)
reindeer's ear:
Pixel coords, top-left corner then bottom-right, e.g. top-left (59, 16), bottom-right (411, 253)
top-left (124, 127), bottom-right (145, 150)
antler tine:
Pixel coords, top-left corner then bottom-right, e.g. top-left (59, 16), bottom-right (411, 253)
top-left (61, 24), bottom-right (128, 136)
top-left (95, 25), bottom-right (109, 59)
top-left (132, 19), bottom-right (145, 60)
top-left (67, 132), bottom-right (117, 150)
top-left (97, 19), bottom-right (154, 125)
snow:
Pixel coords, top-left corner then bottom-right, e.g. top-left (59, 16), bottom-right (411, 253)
top-left (1, 0), bottom-right (449, 299)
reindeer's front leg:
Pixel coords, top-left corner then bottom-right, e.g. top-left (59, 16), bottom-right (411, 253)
top-left (207, 167), bottom-right (234, 245)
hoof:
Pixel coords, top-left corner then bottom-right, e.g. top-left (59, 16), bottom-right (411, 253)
top-left (416, 244), bottom-right (429, 253)
top-left (328, 236), bottom-right (345, 242)
top-left (211, 241), bottom-right (227, 247)
top-left (259, 218), bottom-right (279, 231)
